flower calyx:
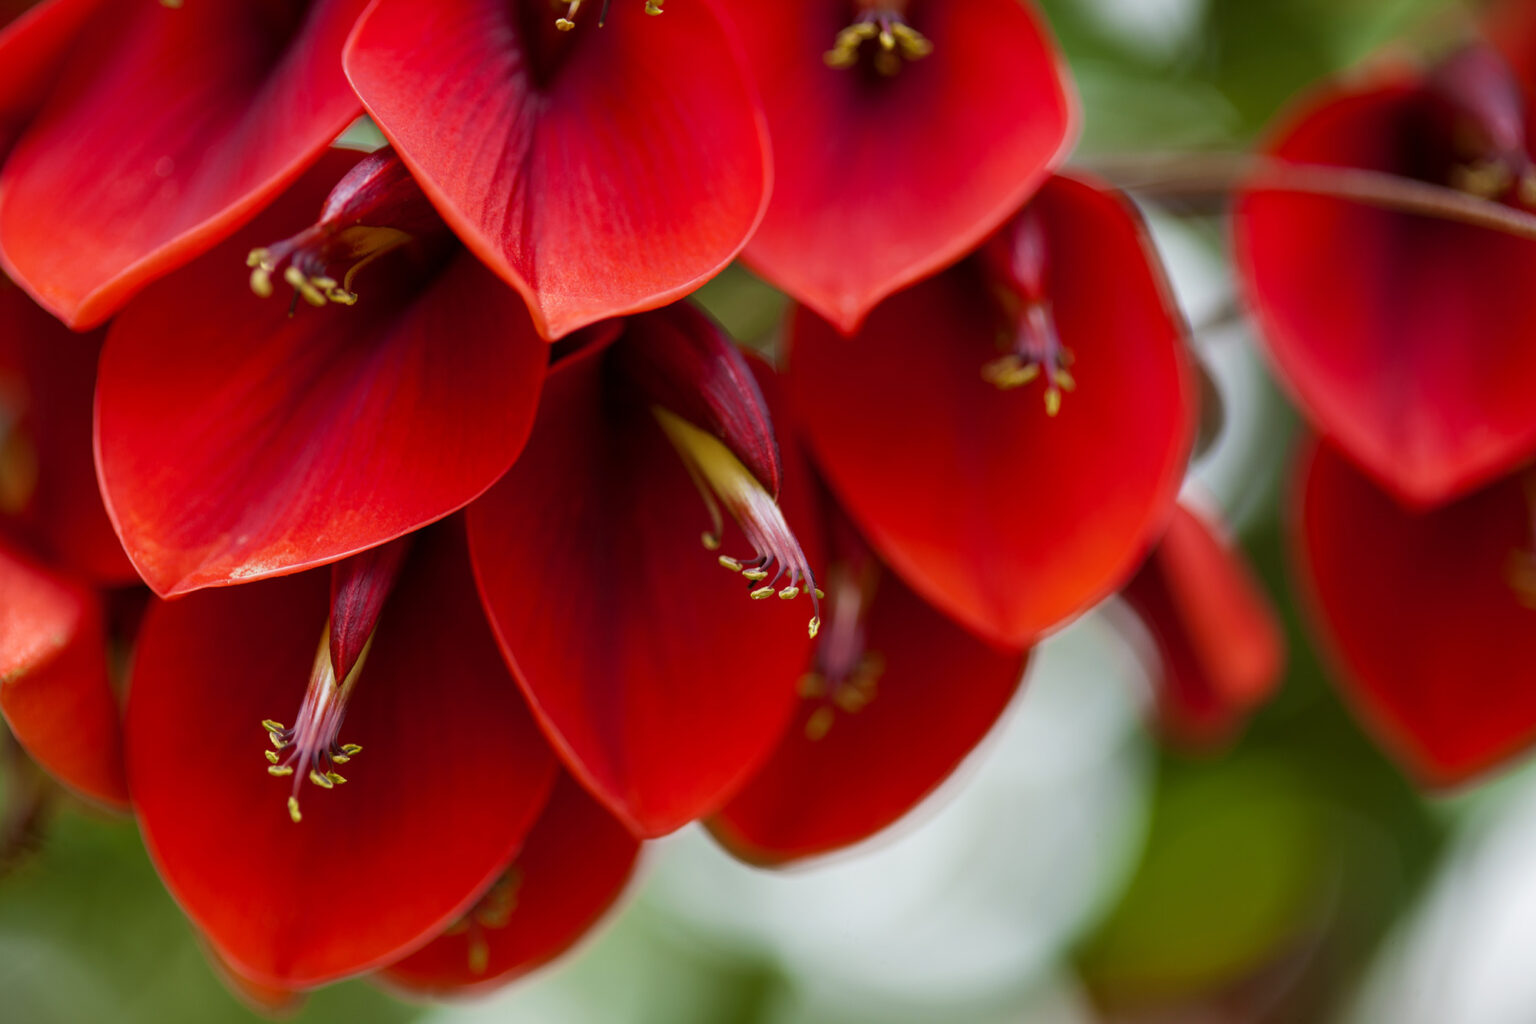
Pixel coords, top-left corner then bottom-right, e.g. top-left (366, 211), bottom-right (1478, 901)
top-left (246, 148), bottom-right (448, 310)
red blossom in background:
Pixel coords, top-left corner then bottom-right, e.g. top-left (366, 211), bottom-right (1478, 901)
top-left (1235, 44), bottom-right (1536, 507)
top-left (728, 0), bottom-right (1076, 333)
top-left (713, 501), bottom-right (1029, 866)
top-left (1119, 501), bottom-right (1284, 748)
top-left (1294, 439), bottom-right (1536, 785)
top-left (343, 0), bottom-right (771, 339)
top-left (789, 174), bottom-right (1195, 649)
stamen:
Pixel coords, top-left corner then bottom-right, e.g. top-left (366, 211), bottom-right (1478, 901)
top-left (981, 302), bottom-right (1076, 415)
top-left (980, 209), bottom-right (1076, 414)
top-left (260, 626), bottom-right (372, 823)
top-left (799, 568), bottom-right (883, 740)
top-left (556, 0), bottom-right (659, 30)
top-left (441, 869), bottom-right (522, 975)
top-left (652, 406), bottom-right (824, 639)
top-left (824, 8), bottom-right (932, 75)
top-left (247, 225), bottom-right (411, 311)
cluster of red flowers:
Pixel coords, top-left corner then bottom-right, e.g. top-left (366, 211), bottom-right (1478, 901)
top-left (4, 0), bottom-right (1529, 1008)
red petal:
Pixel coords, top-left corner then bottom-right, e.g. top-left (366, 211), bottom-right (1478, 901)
top-left (0, 537), bottom-right (126, 808)
top-left (0, 0), bottom-right (367, 327)
top-left (1120, 502), bottom-right (1284, 747)
top-left (730, 0), bottom-right (1076, 334)
top-left (712, 563), bottom-right (1027, 866)
top-left (1295, 439), bottom-right (1536, 784)
top-left (1234, 70), bottom-right (1536, 506)
top-left (343, 0), bottom-right (770, 339)
top-left (467, 342), bottom-right (817, 837)
top-left (126, 527), bottom-right (559, 987)
top-left (0, 0), bottom-right (97, 155)
top-left (96, 154), bottom-right (548, 597)
top-left (382, 774), bottom-right (640, 996)
top-left (789, 175), bottom-right (1195, 648)
top-left (0, 283), bottom-right (135, 583)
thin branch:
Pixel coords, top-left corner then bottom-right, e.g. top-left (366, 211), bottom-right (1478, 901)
top-left (1090, 152), bottom-right (1536, 242)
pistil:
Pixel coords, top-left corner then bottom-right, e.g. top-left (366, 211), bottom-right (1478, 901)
top-left (261, 626), bottom-right (371, 823)
top-left (653, 406), bottom-right (824, 639)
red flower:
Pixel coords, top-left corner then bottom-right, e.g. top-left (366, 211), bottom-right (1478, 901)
top-left (95, 149), bottom-right (547, 596)
top-left (382, 774), bottom-right (640, 997)
top-left (789, 174), bottom-right (1195, 649)
top-left (467, 303), bottom-right (820, 836)
top-left (0, 0), bottom-right (369, 327)
top-left (0, 280), bottom-right (130, 808)
top-left (1119, 500), bottom-right (1284, 747)
top-left (343, 0), bottom-right (770, 339)
top-left (1295, 439), bottom-right (1536, 784)
top-left (127, 525), bottom-right (560, 988)
top-left (713, 502), bottom-right (1028, 865)
top-left (727, 0), bottom-right (1076, 333)
top-left (1235, 44), bottom-right (1536, 507)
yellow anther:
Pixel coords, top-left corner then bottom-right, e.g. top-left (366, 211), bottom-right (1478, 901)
top-left (284, 265), bottom-right (327, 307)
top-left (268, 765), bottom-right (294, 777)
top-left (743, 569), bottom-right (770, 581)
top-left (288, 797), bottom-right (302, 824)
top-left (813, 588), bottom-right (826, 600)
top-left (779, 586), bottom-right (800, 600)
top-left (331, 754), bottom-right (350, 765)
top-left (261, 719), bottom-right (286, 732)
top-left (309, 769), bottom-right (334, 789)
top-left (269, 732), bottom-right (285, 749)
top-left (701, 531), bottom-right (721, 551)
top-left (645, 0), bottom-right (663, 13)
top-left (809, 616), bottom-right (821, 639)
top-left (824, 12), bottom-right (931, 73)
top-left (805, 706), bottom-right (836, 741)
top-left (1044, 388), bottom-right (1062, 418)
top-left (798, 672), bottom-right (826, 699)
top-left (342, 744), bottom-right (362, 756)
top-left (719, 555), bottom-right (744, 573)
top-left (265, 750), bottom-right (280, 764)
top-left (468, 936), bottom-right (491, 976)
top-left (750, 586), bottom-right (775, 600)
top-left (555, 17), bottom-right (575, 29)
top-left (326, 772), bottom-right (347, 786)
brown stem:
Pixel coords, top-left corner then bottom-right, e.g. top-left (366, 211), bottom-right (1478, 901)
top-left (1090, 152), bottom-right (1536, 242)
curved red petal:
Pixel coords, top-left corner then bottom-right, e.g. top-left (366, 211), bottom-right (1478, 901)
top-left (382, 773), bottom-right (640, 996)
top-left (0, 0), bottom-right (98, 155)
top-left (0, 537), bottom-right (126, 808)
top-left (467, 343), bottom-right (816, 837)
top-left (789, 175), bottom-right (1195, 648)
top-left (126, 528), bottom-right (559, 987)
top-left (1121, 502), bottom-right (1284, 747)
top-left (732, 0), bottom-right (1076, 333)
top-left (344, 0), bottom-right (770, 339)
top-left (712, 563), bottom-right (1027, 866)
top-left (1234, 73), bottom-right (1536, 506)
top-left (97, 155), bottom-right (547, 597)
top-left (1295, 440), bottom-right (1536, 784)
top-left (0, 283), bottom-right (135, 584)
top-left (0, 0), bottom-right (367, 327)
